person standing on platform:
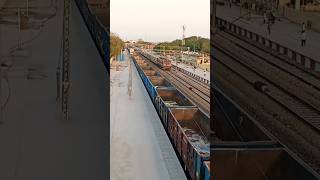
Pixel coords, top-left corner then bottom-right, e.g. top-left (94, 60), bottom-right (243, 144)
top-left (301, 30), bottom-right (307, 47)
top-left (302, 22), bottom-right (306, 32)
top-left (263, 11), bottom-right (267, 24)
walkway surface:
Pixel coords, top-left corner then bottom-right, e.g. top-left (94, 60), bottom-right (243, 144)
top-left (110, 50), bottom-right (187, 180)
top-left (0, 0), bottom-right (108, 179)
top-left (216, 4), bottom-right (320, 61)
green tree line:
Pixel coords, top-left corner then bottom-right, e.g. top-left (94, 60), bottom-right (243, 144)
top-left (154, 36), bottom-right (209, 54)
top-left (110, 33), bottom-right (125, 59)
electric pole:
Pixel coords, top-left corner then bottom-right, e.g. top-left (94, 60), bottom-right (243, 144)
top-left (62, 0), bottom-right (71, 120)
top-left (182, 25), bottom-right (186, 46)
top-left (128, 55), bottom-right (132, 98)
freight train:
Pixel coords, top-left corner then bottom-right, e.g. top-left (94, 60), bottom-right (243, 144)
top-left (131, 53), bottom-right (210, 180)
top-left (75, 0), bottom-right (109, 72)
top-left (139, 49), bottom-right (172, 70)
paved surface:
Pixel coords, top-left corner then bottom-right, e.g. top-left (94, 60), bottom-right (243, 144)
top-left (0, 0), bottom-right (108, 179)
top-left (110, 50), bottom-right (187, 180)
top-left (216, 4), bottom-right (320, 61)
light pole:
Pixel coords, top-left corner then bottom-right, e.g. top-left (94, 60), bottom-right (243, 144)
top-left (128, 55), bottom-right (132, 98)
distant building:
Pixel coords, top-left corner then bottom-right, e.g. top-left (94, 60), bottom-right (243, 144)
top-left (144, 43), bottom-right (156, 50)
top-left (196, 54), bottom-right (210, 66)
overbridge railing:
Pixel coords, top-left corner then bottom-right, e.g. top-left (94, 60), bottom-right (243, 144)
top-left (173, 65), bottom-right (210, 85)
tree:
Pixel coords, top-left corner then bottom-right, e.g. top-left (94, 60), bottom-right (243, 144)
top-left (154, 36), bottom-right (209, 54)
top-left (110, 33), bottom-right (124, 59)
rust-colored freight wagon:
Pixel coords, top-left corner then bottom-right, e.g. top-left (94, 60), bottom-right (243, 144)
top-left (169, 108), bottom-right (210, 180)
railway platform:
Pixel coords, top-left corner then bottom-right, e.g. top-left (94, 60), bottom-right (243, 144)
top-left (110, 50), bottom-right (186, 180)
top-left (216, 4), bottom-right (320, 62)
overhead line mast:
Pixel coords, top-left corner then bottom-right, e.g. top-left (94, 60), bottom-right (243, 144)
top-left (62, 0), bottom-right (71, 120)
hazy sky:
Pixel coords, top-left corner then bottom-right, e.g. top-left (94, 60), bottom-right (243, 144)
top-left (110, 0), bottom-right (210, 42)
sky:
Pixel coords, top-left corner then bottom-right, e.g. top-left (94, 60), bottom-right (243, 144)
top-left (110, 0), bottom-right (210, 42)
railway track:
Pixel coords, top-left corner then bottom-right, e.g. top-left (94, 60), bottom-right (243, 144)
top-left (172, 66), bottom-right (210, 95)
top-left (212, 40), bottom-right (320, 134)
top-left (215, 23), bottom-right (320, 90)
top-left (218, 29), bottom-right (320, 86)
top-left (139, 53), bottom-right (210, 115)
top-left (214, 40), bottom-right (320, 133)
top-left (215, 31), bottom-right (320, 109)
top-left (213, 27), bottom-right (320, 126)
top-left (216, 20), bottom-right (320, 79)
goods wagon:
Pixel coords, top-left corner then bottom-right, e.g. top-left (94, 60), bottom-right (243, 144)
top-left (75, 0), bottom-right (110, 72)
top-left (168, 108), bottom-right (210, 180)
top-left (134, 57), bottom-right (153, 78)
top-left (133, 60), bottom-right (144, 77)
top-left (211, 148), bottom-right (320, 180)
top-left (146, 74), bottom-right (173, 101)
top-left (141, 70), bottom-right (162, 99)
top-left (148, 76), bottom-right (172, 88)
top-left (132, 53), bottom-right (174, 103)
top-left (143, 69), bottom-right (157, 76)
top-left (132, 55), bottom-right (163, 100)
top-left (203, 161), bottom-right (210, 180)
top-left (155, 87), bottom-right (196, 127)
top-left (212, 85), bottom-right (320, 180)
top-left (140, 64), bottom-right (153, 71)
top-left (213, 86), bottom-right (276, 142)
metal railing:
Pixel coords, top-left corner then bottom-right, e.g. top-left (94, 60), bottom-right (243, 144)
top-left (173, 65), bottom-right (210, 85)
top-left (216, 17), bottom-right (320, 72)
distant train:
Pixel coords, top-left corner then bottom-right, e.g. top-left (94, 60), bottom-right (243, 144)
top-left (139, 50), bottom-right (172, 70)
top-left (158, 56), bottom-right (172, 70)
